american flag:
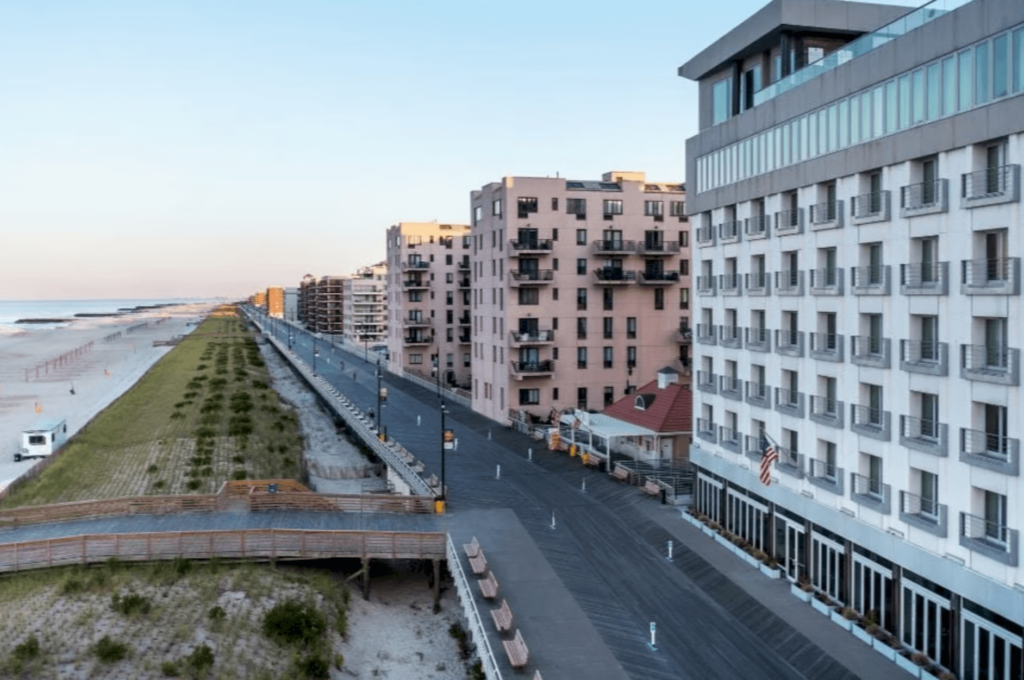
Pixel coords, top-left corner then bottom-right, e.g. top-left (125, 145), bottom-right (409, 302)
top-left (759, 433), bottom-right (778, 486)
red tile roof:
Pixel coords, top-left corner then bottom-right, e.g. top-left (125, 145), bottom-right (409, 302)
top-left (601, 378), bottom-right (692, 433)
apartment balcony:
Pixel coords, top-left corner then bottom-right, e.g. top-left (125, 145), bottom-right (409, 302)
top-left (403, 317), bottom-right (431, 328)
top-left (744, 435), bottom-right (764, 462)
top-left (695, 323), bottom-right (716, 346)
top-left (774, 330), bottom-right (804, 358)
top-left (809, 268), bottom-right (844, 296)
top-left (510, 269), bottom-right (554, 286)
top-left (718, 325), bottom-right (742, 349)
top-left (899, 491), bottom-right (947, 538)
top-left (851, 336), bottom-right (891, 369)
top-left (809, 396), bottom-right (844, 429)
top-left (900, 178), bottom-right (949, 218)
top-left (458, 314), bottom-right (470, 325)
top-left (774, 270), bottom-right (804, 296)
top-left (719, 376), bottom-right (742, 401)
top-left (899, 415), bottom-right (948, 457)
top-left (774, 388), bottom-right (804, 418)
top-left (509, 360), bottom-right (556, 379)
top-left (719, 273), bottom-right (741, 296)
top-left (960, 512), bottom-right (1019, 567)
top-left (745, 272), bottom-right (770, 296)
top-left (960, 344), bottom-right (1020, 386)
top-left (745, 215), bottom-right (770, 240)
top-left (592, 267), bottom-right (636, 285)
top-left (458, 334), bottom-right (471, 343)
top-left (636, 240), bottom-right (680, 256)
top-left (695, 224), bottom-right (716, 248)
top-left (774, 208), bottom-right (804, 236)
top-left (695, 275), bottom-right (716, 296)
top-left (851, 265), bottom-right (891, 295)
top-left (403, 278), bottom-right (430, 290)
top-left (675, 323), bottom-right (693, 343)
top-left (638, 270), bottom-right (680, 285)
top-left (509, 330), bottom-right (555, 347)
top-left (458, 278), bottom-right (471, 288)
top-left (718, 221), bottom-right (742, 245)
top-left (401, 261), bottom-right (431, 271)
top-left (900, 262), bottom-right (949, 296)
top-left (591, 239), bottom-right (635, 255)
top-left (509, 239), bottom-right (554, 253)
top-left (960, 164), bottom-right (1021, 209)
top-left (807, 459), bottom-right (844, 495)
top-left (776, 446), bottom-right (804, 479)
top-left (809, 333), bottom-right (844, 363)
top-left (899, 340), bottom-right (948, 376)
top-left (745, 327), bottom-right (770, 353)
top-left (851, 190), bottom-right (891, 225)
top-left (850, 404), bottom-right (891, 441)
top-left (850, 473), bottom-right (891, 514)
top-left (718, 426), bottom-right (742, 453)
top-left (695, 418), bottom-right (717, 444)
top-left (809, 200), bottom-right (844, 231)
top-left (458, 259), bottom-right (471, 271)
top-left (696, 370), bottom-right (717, 394)
top-left (403, 334), bottom-right (433, 346)
top-left (959, 428), bottom-right (1020, 476)
top-left (745, 381), bottom-right (771, 409)
top-left (960, 257), bottom-right (1021, 296)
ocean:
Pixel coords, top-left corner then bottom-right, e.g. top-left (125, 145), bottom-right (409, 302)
top-left (0, 298), bottom-right (211, 331)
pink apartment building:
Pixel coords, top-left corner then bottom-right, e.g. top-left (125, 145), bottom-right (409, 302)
top-left (385, 222), bottom-right (473, 388)
top-left (470, 171), bottom-right (692, 426)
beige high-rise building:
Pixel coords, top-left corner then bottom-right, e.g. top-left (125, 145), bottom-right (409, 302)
top-left (470, 171), bottom-right (692, 426)
top-left (266, 286), bottom-right (284, 318)
top-left (314, 275), bottom-right (346, 336)
top-left (385, 222), bottom-right (472, 388)
top-left (343, 262), bottom-right (388, 347)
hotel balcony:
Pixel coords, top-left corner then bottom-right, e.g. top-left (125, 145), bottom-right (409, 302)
top-left (899, 340), bottom-right (948, 376)
top-left (774, 208), bottom-right (803, 236)
top-left (509, 360), bottom-right (555, 379)
top-left (773, 388), bottom-right (804, 418)
top-left (695, 275), bottom-right (716, 296)
top-left (745, 381), bottom-right (770, 409)
top-left (719, 375), bottom-right (742, 401)
top-left (850, 336), bottom-right (891, 369)
top-left (695, 225), bottom-right (715, 248)
top-left (509, 330), bottom-right (555, 347)
top-left (850, 404), bottom-right (891, 441)
top-left (850, 190), bottom-right (890, 225)
top-left (960, 257), bottom-right (1021, 296)
top-left (696, 370), bottom-right (716, 394)
top-left (776, 446), bottom-right (804, 479)
top-left (403, 333), bottom-right (433, 346)
top-left (807, 459), bottom-right (843, 495)
top-left (809, 396), bottom-right (844, 429)
top-left (403, 317), bottom-right (431, 329)
top-left (638, 270), bottom-right (680, 285)
top-left (745, 327), bottom-right (770, 353)
top-left (851, 265), bottom-right (891, 295)
top-left (592, 267), bottom-right (636, 285)
top-left (809, 268), bottom-right (843, 296)
top-left (718, 325), bottom-right (741, 349)
top-left (850, 473), bottom-right (891, 515)
top-left (695, 323), bottom-right (716, 346)
top-left (809, 333), bottom-right (844, 363)
top-left (743, 435), bottom-right (763, 462)
top-left (401, 261), bottom-right (430, 271)
top-left (960, 512), bottom-right (1018, 567)
top-left (591, 239), bottom-right (635, 256)
top-left (718, 221), bottom-right (742, 245)
top-left (900, 262), bottom-right (949, 296)
top-left (510, 270), bottom-right (554, 286)
top-left (636, 240), bottom-right (680, 256)
top-left (509, 239), bottom-right (554, 254)
top-left (458, 259), bottom-right (471, 270)
top-left (458, 334), bottom-right (471, 343)
top-left (774, 270), bottom-right (804, 296)
top-left (899, 491), bottom-right (947, 538)
top-left (960, 164), bottom-right (1021, 209)
top-left (718, 426), bottom-right (741, 453)
top-left (403, 278), bottom-right (429, 290)
top-left (719, 273), bottom-right (741, 296)
top-left (899, 415), bottom-right (948, 457)
top-left (745, 215), bottom-right (769, 240)
top-left (695, 418), bottom-right (717, 444)
top-left (745, 272), bottom-right (770, 296)
top-left (675, 323), bottom-right (693, 343)
top-left (900, 179), bottom-right (948, 218)
top-left (960, 344), bottom-right (1020, 386)
top-left (809, 200), bottom-right (843, 231)
top-left (458, 314), bottom-right (470, 325)
top-left (774, 330), bottom-right (804, 358)
top-left (959, 428), bottom-right (1020, 477)
top-left (458, 277), bottom-right (471, 288)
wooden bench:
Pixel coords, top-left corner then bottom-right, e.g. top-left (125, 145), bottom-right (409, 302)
top-left (469, 549), bottom-right (488, 576)
top-left (503, 629), bottom-right (529, 669)
top-left (611, 466), bottom-right (630, 481)
top-left (463, 536), bottom-right (480, 558)
top-left (479, 571), bottom-right (499, 600)
top-left (582, 453), bottom-right (601, 467)
top-left (490, 598), bottom-right (514, 633)
top-left (643, 479), bottom-right (662, 497)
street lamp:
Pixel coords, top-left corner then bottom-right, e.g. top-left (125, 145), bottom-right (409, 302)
top-left (288, 332), bottom-right (293, 350)
top-left (376, 359), bottom-right (388, 439)
top-left (313, 339), bottom-right (319, 376)
top-left (440, 402), bottom-right (453, 509)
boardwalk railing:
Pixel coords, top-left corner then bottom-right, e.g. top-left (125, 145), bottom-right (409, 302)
top-left (0, 529), bottom-right (447, 574)
top-left (447, 534), bottom-right (503, 680)
top-left (0, 492), bottom-right (435, 527)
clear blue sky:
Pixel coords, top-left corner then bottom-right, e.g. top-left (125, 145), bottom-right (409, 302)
top-left (0, 0), bottom-right (919, 299)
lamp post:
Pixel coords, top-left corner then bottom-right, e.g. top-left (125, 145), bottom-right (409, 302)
top-left (440, 402), bottom-right (449, 508)
top-left (376, 358), bottom-right (387, 439)
top-left (313, 339), bottom-right (319, 377)
top-left (288, 332), bottom-right (293, 351)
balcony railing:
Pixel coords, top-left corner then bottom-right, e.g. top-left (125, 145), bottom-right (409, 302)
top-left (851, 265), bottom-right (891, 295)
top-left (899, 415), bottom-right (947, 456)
top-left (695, 275), bottom-right (716, 296)
top-left (718, 325), bottom-right (742, 349)
top-left (960, 428), bottom-right (1020, 476)
top-left (773, 388), bottom-right (804, 418)
top-left (851, 336), bottom-right (891, 369)
top-left (509, 360), bottom-right (555, 376)
top-left (695, 225), bottom-right (716, 247)
top-left (401, 261), bottom-right (430, 270)
top-left (851, 404), bottom-right (891, 441)
top-left (696, 370), bottom-right (717, 394)
top-left (807, 459), bottom-right (843, 495)
top-left (696, 418), bottom-right (717, 444)
top-left (745, 215), bottom-right (770, 240)
top-left (900, 262), bottom-right (949, 295)
top-left (638, 270), bottom-right (680, 285)
top-left (851, 191), bottom-right (890, 225)
top-left (745, 381), bottom-right (770, 408)
top-left (745, 272), bottom-right (770, 296)
top-left (510, 239), bottom-right (554, 252)
top-left (745, 327), bottom-right (770, 352)
top-left (509, 330), bottom-right (555, 345)
top-left (775, 446), bottom-right (804, 478)
top-left (744, 435), bottom-right (764, 461)
top-left (809, 396), bottom-right (844, 428)
top-left (719, 376), bottom-right (742, 400)
top-left (695, 323), bottom-right (716, 346)
top-left (809, 200), bottom-right (843, 230)
top-left (851, 472), bottom-right (891, 514)
top-left (403, 334), bottom-right (433, 345)
top-left (636, 240), bottom-right (680, 256)
top-left (900, 490), bottom-right (947, 537)
top-left (719, 221), bottom-right (742, 244)
top-left (809, 332), bottom-right (843, 362)
top-left (960, 344), bottom-right (1020, 386)
top-left (591, 239), bottom-right (635, 255)
top-left (458, 259), bottom-right (471, 270)
top-left (718, 426), bottom-right (741, 453)
top-left (510, 269), bottom-right (555, 285)
top-left (592, 268), bottom-right (636, 285)
top-left (719, 273), bottom-right (741, 296)
top-left (774, 270), bottom-right (804, 296)
top-left (809, 267), bottom-right (843, 295)
top-left (960, 512), bottom-right (1018, 567)
top-left (774, 329), bottom-right (804, 357)
top-left (900, 179), bottom-right (948, 217)
top-left (960, 257), bottom-right (1021, 296)
top-left (458, 278), bottom-right (470, 288)
top-left (403, 317), bottom-right (430, 327)
top-left (403, 279), bottom-right (430, 289)
top-left (899, 340), bottom-right (948, 376)
top-left (960, 164), bottom-right (1021, 208)
top-left (774, 208), bottom-right (803, 236)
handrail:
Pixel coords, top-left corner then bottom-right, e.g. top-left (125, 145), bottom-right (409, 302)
top-left (446, 535), bottom-right (503, 680)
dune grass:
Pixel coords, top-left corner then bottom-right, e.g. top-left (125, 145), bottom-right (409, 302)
top-left (1, 311), bottom-right (305, 508)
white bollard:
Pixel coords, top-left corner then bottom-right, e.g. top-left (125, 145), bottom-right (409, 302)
top-left (581, 477), bottom-right (586, 492)
top-left (550, 511), bottom-right (556, 530)
top-left (496, 464), bottom-right (501, 480)
top-left (488, 430), bottom-right (492, 440)
top-left (668, 540), bottom-right (674, 562)
top-left (417, 415), bottom-right (421, 427)
top-left (649, 622), bottom-right (657, 650)
top-left (527, 448), bottom-right (533, 462)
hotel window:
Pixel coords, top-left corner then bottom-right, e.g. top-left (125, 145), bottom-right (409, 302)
top-left (603, 199), bottom-right (623, 217)
top-left (626, 317), bottom-right (637, 339)
top-left (670, 201), bottom-right (686, 217)
top-left (993, 33), bottom-right (1009, 99)
top-left (603, 347), bottom-right (613, 369)
top-left (577, 347), bottom-right (588, 369)
top-left (577, 387), bottom-right (588, 410)
top-left (959, 49), bottom-right (973, 111)
top-left (473, 206), bottom-right (482, 225)
top-left (567, 198), bottom-right (586, 217)
top-left (492, 199), bottom-right (502, 217)
top-left (603, 317), bottom-right (613, 339)
top-left (576, 258), bottom-right (587, 275)
top-left (576, 317), bottom-right (587, 340)
top-left (551, 197), bottom-right (558, 211)
top-left (680, 259), bottom-right (689, 276)
top-left (576, 229), bottom-right (587, 245)
top-left (680, 230), bottom-right (688, 247)
top-left (519, 389), bottom-right (540, 405)
top-left (603, 288), bottom-right (613, 311)
top-left (654, 288), bottom-right (664, 311)
top-left (712, 78), bottom-right (731, 125)
top-left (409, 354), bottom-right (423, 365)
top-left (627, 346), bottom-right (637, 369)
top-left (975, 42), bottom-right (990, 105)
top-left (518, 289), bottom-right (539, 305)
top-left (644, 200), bottom-right (664, 217)
top-left (517, 197), bottom-right (538, 217)
top-left (680, 288), bottom-right (689, 310)
top-left (604, 386), bottom-right (615, 406)
top-left (577, 288), bottom-right (587, 310)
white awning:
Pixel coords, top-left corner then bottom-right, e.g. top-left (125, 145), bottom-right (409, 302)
top-left (560, 411), bottom-right (657, 439)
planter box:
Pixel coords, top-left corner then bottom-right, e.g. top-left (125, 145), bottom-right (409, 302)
top-left (811, 598), bottom-right (832, 616)
top-left (920, 669), bottom-right (944, 680)
top-left (790, 584), bottom-right (812, 602)
top-left (700, 525), bottom-right (715, 537)
top-left (683, 513), bottom-right (704, 529)
top-left (872, 637), bottom-right (898, 661)
top-left (895, 654), bottom-right (922, 677)
top-left (713, 533), bottom-right (732, 549)
top-left (759, 564), bottom-right (781, 579)
top-left (851, 625), bottom-right (874, 645)
top-left (742, 551), bottom-right (762, 568)
top-left (830, 610), bottom-right (853, 631)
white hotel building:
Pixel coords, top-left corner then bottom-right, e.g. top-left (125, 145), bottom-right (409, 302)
top-left (681, 0), bottom-right (1023, 677)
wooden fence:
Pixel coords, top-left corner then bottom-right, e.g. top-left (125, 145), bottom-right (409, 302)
top-left (0, 529), bottom-right (448, 574)
top-left (0, 492), bottom-right (435, 527)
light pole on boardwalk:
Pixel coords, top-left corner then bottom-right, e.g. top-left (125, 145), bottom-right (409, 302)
top-left (376, 358), bottom-right (387, 440)
top-left (440, 402), bottom-right (452, 512)
top-left (313, 339), bottom-right (319, 377)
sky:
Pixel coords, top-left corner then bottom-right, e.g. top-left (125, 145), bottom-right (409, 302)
top-left (0, 0), bottom-right (922, 300)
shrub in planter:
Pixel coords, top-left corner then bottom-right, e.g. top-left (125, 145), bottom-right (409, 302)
top-left (866, 623), bottom-right (880, 637)
top-left (842, 607), bottom-right (859, 621)
top-left (910, 652), bottom-right (930, 667)
top-left (797, 578), bottom-right (814, 592)
top-left (752, 549), bottom-right (767, 561)
top-left (708, 521), bottom-right (720, 532)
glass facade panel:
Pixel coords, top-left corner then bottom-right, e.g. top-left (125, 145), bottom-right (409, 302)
top-left (993, 34), bottom-right (1008, 98)
top-left (808, 113), bottom-right (817, 158)
top-left (861, 91), bottom-right (873, 140)
top-left (912, 69), bottom-right (925, 123)
top-left (838, 99), bottom-right (849, 148)
top-left (713, 79), bottom-right (731, 125)
top-left (828, 104), bottom-right (838, 152)
top-left (885, 80), bottom-right (898, 133)
top-left (850, 94), bottom-right (861, 145)
top-left (943, 56), bottom-right (957, 116)
top-left (975, 43), bottom-right (989, 105)
top-left (1015, 29), bottom-right (1024, 93)
top-left (927, 63), bottom-right (941, 120)
top-left (959, 49), bottom-right (973, 111)
top-left (899, 74), bottom-right (911, 130)
top-left (818, 109), bottom-right (828, 154)
top-left (872, 86), bottom-right (885, 137)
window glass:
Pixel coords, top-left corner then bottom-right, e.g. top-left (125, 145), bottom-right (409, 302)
top-left (899, 75), bottom-right (911, 130)
top-left (942, 56), bottom-right (957, 116)
top-left (975, 42), bottom-right (989, 105)
top-left (926, 63), bottom-right (940, 120)
top-left (1015, 29), bottom-right (1024, 93)
top-left (861, 91), bottom-right (872, 140)
top-left (912, 69), bottom-right (925, 123)
top-left (838, 99), bottom-right (849, 149)
top-left (872, 86), bottom-right (884, 138)
top-left (818, 109), bottom-right (828, 154)
top-left (885, 80), bottom-right (898, 134)
top-left (808, 112), bottom-right (818, 158)
top-left (782, 123), bottom-right (791, 166)
top-left (958, 49), bottom-right (972, 111)
top-left (800, 116), bottom-right (809, 162)
top-left (827, 104), bottom-right (837, 152)
top-left (993, 34), bottom-right (1008, 98)
top-left (713, 79), bottom-right (731, 125)
top-left (850, 94), bottom-right (861, 145)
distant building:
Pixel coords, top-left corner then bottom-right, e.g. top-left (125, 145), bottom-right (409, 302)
top-left (253, 291), bottom-right (267, 308)
top-left (299, 274), bottom-right (317, 327)
top-left (266, 286), bottom-right (284, 318)
top-left (314, 275), bottom-right (346, 336)
top-left (344, 263), bottom-right (388, 347)
top-left (284, 287), bottom-right (298, 322)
